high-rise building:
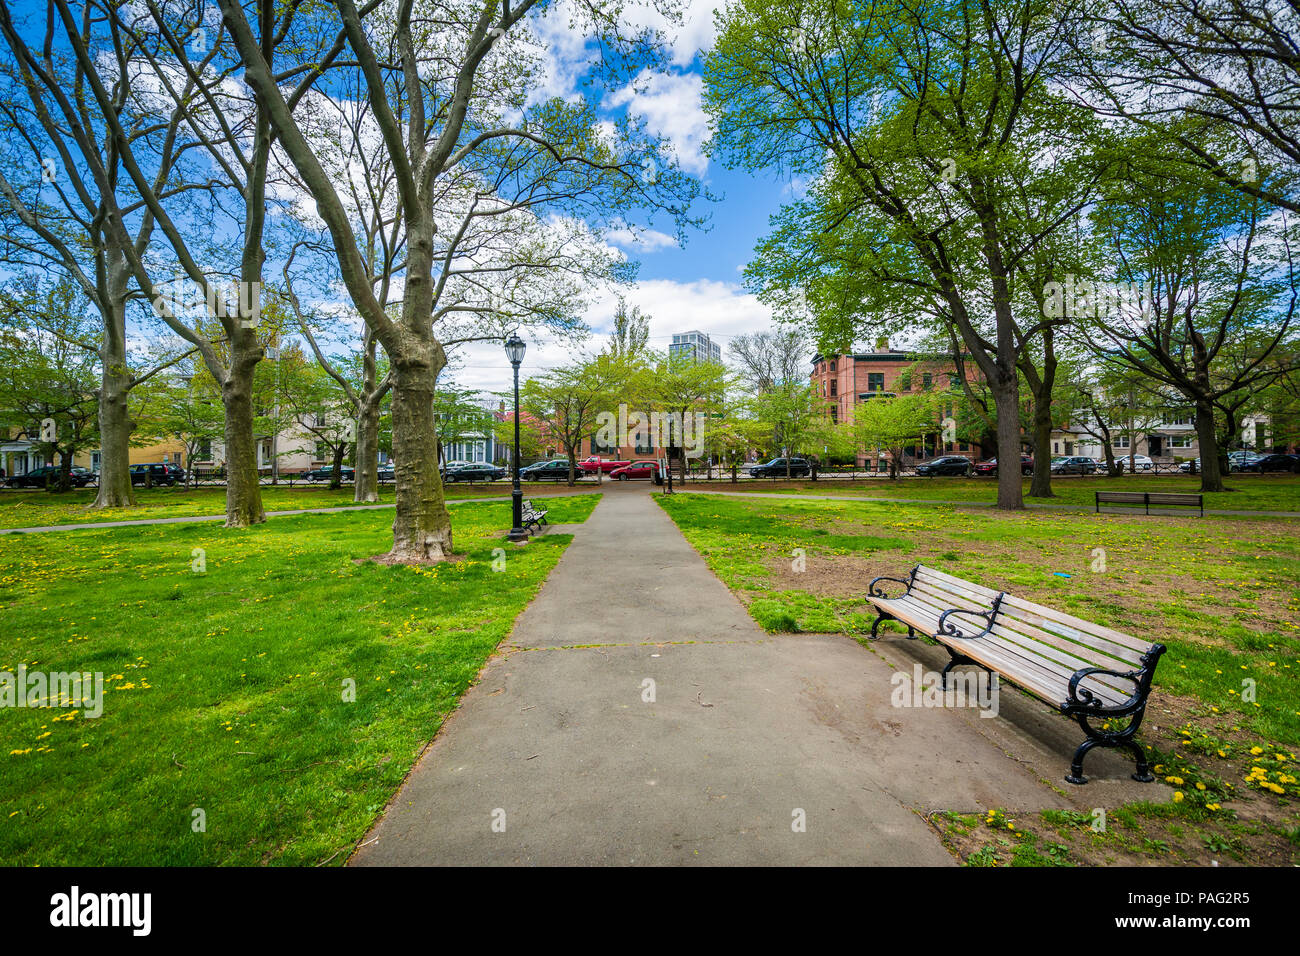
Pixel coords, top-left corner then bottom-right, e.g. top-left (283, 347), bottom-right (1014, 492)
top-left (668, 330), bottom-right (722, 364)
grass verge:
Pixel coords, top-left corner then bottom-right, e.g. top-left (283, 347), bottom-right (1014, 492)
top-left (0, 482), bottom-right (598, 530)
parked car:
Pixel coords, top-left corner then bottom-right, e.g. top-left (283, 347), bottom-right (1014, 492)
top-left (1238, 453), bottom-right (1300, 473)
top-left (6, 465), bottom-right (96, 488)
top-left (376, 465), bottom-right (395, 482)
top-left (609, 460), bottom-right (660, 480)
top-left (915, 455), bottom-right (972, 477)
top-left (576, 456), bottom-right (631, 475)
top-left (1050, 455), bottom-right (1097, 475)
top-left (519, 458), bottom-right (575, 481)
top-left (1114, 454), bottom-right (1154, 472)
top-left (973, 455), bottom-right (1033, 476)
top-left (129, 463), bottom-right (185, 486)
top-left (71, 466), bottom-right (98, 486)
top-left (1178, 458), bottom-right (1201, 474)
top-left (748, 457), bottom-right (812, 478)
top-left (304, 465), bottom-right (355, 482)
top-left (443, 462), bottom-right (506, 482)
top-left (1227, 452), bottom-right (1261, 472)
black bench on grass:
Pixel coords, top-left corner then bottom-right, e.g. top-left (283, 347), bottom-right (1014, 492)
top-left (1096, 490), bottom-right (1203, 516)
top-left (866, 564), bottom-right (1166, 785)
top-left (521, 499), bottom-right (548, 533)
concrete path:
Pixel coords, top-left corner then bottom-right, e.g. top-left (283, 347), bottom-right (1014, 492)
top-left (351, 483), bottom-right (1165, 866)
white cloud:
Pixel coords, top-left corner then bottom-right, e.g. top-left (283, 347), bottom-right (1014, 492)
top-left (604, 224), bottom-right (679, 252)
top-left (619, 0), bottom-right (722, 67)
top-left (443, 277), bottom-right (774, 393)
top-left (607, 70), bottom-right (710, 175)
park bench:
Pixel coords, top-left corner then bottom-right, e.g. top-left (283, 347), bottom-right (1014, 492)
top-left (521, 499), bottom-right (548, 533)
top-left (865, 564), bottom-right (1166, 785)
top-left (1096, 490), bottom-right (1203, 516)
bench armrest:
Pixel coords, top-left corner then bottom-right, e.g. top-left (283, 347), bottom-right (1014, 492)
top-left (867, 575), bottom-right (912, 599)
top-left (937, 607), bottom-right (996, 640)
top-left (1063, 666), bottom-right (1145, 715)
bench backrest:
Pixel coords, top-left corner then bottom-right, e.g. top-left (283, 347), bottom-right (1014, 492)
top-left (1097, 491), bottom-right (1147, 503)
top-left (1147, 492), bottom-right (1202, 506)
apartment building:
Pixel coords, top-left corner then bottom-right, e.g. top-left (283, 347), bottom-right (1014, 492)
top-left (811, 346), bottom-right (987, 467)
top-left (668, 330), bottom-right (722, 364)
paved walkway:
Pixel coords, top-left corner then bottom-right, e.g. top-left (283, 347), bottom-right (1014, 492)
top-left (351, 483), bottom-right (1165, 866)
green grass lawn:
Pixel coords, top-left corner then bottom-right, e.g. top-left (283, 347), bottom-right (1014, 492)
top-left (0, 481), bottom-right (596, 530)
top-left (0, 494), bottom-right (598, 865)
top-left (657, 492), bottom-right (1300, 864)
top-left (690, 474), bottom-right (1300, 513)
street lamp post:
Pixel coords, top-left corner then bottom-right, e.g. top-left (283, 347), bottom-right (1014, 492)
top-left (505, 332), bottom-right (527, 542)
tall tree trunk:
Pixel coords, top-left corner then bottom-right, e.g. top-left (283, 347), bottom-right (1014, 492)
top-left (1028, 401), bottom-right (1053, 497)
top-left (330, 442), bottom-right (345, 490)
top-left (221, 345), bottom-right (266, 527)
top-left (1195, 399), bottom-right (1225, 493)
top-left (92, 260), bottom-right (135, 508)
top-left (993, 380), bottom-right (1025, 509)
top-left (1024, 338), bottom-right (1057, 498)
top-left (388, 349), bottom-right (453, 562)
top-left (354, 399), bottom-right (380, 503)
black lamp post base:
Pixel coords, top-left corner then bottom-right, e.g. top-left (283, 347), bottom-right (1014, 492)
top-left (506, 528), bottom-right (529, 543)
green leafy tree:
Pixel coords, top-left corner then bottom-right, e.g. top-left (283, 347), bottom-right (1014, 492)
top-left (850, 394), bottom-right (943, 480)
top-left (521, 355), bottom-right (633, 486)
top-left (704, 0), bottom-right (1106, 509)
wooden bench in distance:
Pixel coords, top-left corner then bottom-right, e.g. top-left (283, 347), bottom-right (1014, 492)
top-left (866, 564), bottom-right (1166, 784)
top-left (521, 499), bottom-right (548, 533)
top-left (1096, 490), bottom-right (1203, 516)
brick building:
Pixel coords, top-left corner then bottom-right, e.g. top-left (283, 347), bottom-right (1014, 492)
top-left (810, 346), bottom-right (988, 468)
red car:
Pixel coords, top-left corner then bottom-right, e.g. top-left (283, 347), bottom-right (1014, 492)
top-left (609, 460), bottom-right (659, 480)
top-left (576, 456), bottom-right (631, 475)
top-left (973, 455), bottom-right (1034, 476)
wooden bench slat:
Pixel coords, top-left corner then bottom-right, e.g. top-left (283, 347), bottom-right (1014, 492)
top-left (998, 594), bottom-right (1154, 655)
top-left (980, 625), bottom-right (1137, 698)
top-left (990, 609), bottom-right (1147, 668)
top-left (936, 634), bottom-right (1131, 707)
top-left (917, 565), bottom-right (1003, 601)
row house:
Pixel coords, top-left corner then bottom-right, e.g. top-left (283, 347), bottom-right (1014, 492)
top-left (811, 345), bottom-right (988, 467)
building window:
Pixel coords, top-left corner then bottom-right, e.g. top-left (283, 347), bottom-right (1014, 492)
top-left (867, 372), bottom-right (884, 391)
top-left (922, 372), bottom-right (933, 390)
top-left (635, 433), bottom-right (653, 454)
top-left (830, 380), bottom-right (837, 396)
top-left (1170, 436), bottom-right (1194, 448)
top-left (1113, 436), bottom-right (1130, 448)
top-left (830, 360), bottom-right (837, 373)
top-left (830, 406), bottom-right (838, 424)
